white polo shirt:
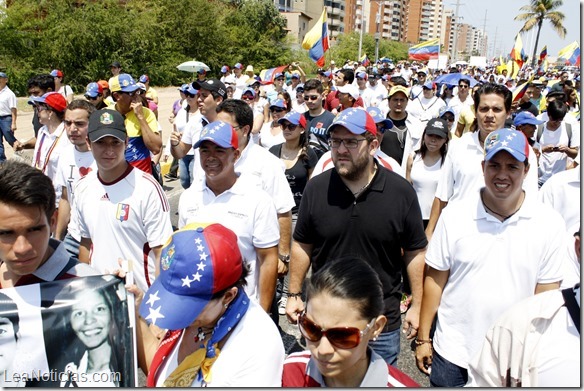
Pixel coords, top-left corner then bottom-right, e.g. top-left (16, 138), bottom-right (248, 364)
top-left (435, 131), bottom-right (538, 203)
top-left (426, 190), bottom-right (565, 369)
top-left (0, 85), bottom-right (17, 116)
top-left (178, 174), bottom-right (279, 301)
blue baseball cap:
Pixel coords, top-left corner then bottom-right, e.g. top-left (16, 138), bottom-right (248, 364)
top-left (0, 72), bottom-right (8, 78)
top-left (50, 69), bottom-right (63, 78)
top-left (291, 73), bottom-right (300, 79)
top-left (85, 82), bottom-right (103, 98)
top-left (513, 111), bottom-right (545, 127)
top-left (356, 71), bottom-right (368, 80)
top-left (327, 107), bottom-right (377, 136)
top-left (366, 107), bottom-right (393, 132)
top-left (194, 121), bottom-right (239, 150)
top-left (423, 81), bottom-right (435, 89)
top-left (139, 74), bottom-right (149, 83)
top-left (484, 128), bottom-right (530, 162)
top-left (274, 72), bottom-right (284, 79)
top-left (185, 84), bottom-right (198, 96)
top-left (277, 111), bottom-right (307, 128)
top-left (242, 87), bottom-right (255, 98)
top-left (439, 106), bottom-right (455, 118)
top-left (109, 74), bottom-right (140, 93)
top-left (234, 63), bottom-right (243, 69)
top-left (178, 83), bottom-right (190, 92)
top-left (221, 65), bottom-right (230, 74)
top-left (269, 98), bottom-right (287, 110)
top-left (139, 223), bottom-right (243, 329)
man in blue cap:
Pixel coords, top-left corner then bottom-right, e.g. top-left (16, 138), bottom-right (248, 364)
top-left (416, 128), bottom-right (565, 387)
top-left (286, 107), bottom-right (427, 366)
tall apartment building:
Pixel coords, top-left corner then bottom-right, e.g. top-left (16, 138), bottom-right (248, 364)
top-left (404, 0), bottom-right (443, 44)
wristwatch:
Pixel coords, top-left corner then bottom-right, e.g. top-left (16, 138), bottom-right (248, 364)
top-left (278, 254), bottom-right (290, 263)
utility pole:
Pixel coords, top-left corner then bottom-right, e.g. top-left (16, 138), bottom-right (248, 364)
top-left (451, 0), bottom-right (461, 62)
top-left (492, 26), bottom-right (498, 59)
top-left (358, 0), bottom-right (366, 61)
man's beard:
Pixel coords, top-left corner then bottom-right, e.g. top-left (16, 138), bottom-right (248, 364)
top-left (334, 151), bottom-right (370, 181)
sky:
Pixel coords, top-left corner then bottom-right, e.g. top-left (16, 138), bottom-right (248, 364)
top-left (451, 0), bottom-right (581, 60)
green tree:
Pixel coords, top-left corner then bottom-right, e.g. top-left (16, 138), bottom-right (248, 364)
top-left (328, 32), bottom-right (408, 66)
top-left (515, 0), bottom-right (567, 67)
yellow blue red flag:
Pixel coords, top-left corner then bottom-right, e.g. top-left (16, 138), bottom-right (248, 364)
top-left (302, 9), bottom-right (329, 67)
top-left (408, 39), bottom-right (439, 61)
top-left (557, 41), bottom-right (580, 66)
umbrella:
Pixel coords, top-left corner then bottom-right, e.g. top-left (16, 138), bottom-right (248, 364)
top-left (433, 73), bottom-right (479, 87)
top-left (176, 60), bottom-right (210, 73)
top-left (379, 57), bottom-right (393, 64)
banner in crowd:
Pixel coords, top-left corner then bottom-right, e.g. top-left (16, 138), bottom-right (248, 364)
top-left (0, 275), bottom-right (136, 387)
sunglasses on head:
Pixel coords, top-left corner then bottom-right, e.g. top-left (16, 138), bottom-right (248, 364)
top-left (298, 311), bottom-right (375, 349)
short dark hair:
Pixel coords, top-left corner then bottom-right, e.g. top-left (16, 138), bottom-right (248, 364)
top-left (306, 257), bottom-right (384, 320)
top-left (458, 78), bottom-right (470, 87)
top-left (0, 160), bottom-right (56, 222)
top-left (338, 69), bottom-right (355, 84)
top-left (545, 91), bottom-right (567, 103)
top-left (0, 291), bottom-right (19, 340)
top-left (389, 76), bottom-right (408, 87)
top-left (303, 78), bottom-right (323, 94)
top-left (27, 74), bottom-right (55, 93)
top-left (67, 99), bottom-right (96, 115)
top-left (473, 82), bottom-right (512, 113)
top-left (547, 99), bottom-right (568, 121)
top-left (216, 99), bottom-right (253, 140)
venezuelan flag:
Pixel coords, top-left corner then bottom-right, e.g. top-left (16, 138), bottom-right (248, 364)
top-left (512, 75), bottom-right (535, 103)
top-left (302, 9), bottom-right (329, 67)
top-left (558, 41), bottom-right (580, 66)
top-left (408, 39), bottom-right (439, 61)
top-left (259, 65), bottom-right (288, 84)
top-left (510, 34), bottom-right (525, 69)
top-left (538, 45), bottom-right (547, 63)
top-left (360, 53), bottom-right (370, 66)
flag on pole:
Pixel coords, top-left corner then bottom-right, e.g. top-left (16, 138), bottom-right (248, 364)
top-left (512, 75), bottom-right (535, 103)
top-left (259, 65), bottom-right (288, 84)
top-left (302, 8), bottom-right (329, 67)
top-left (510, 34), bottom-right (525, 69)
top-left (557, 41), bottom-right (580, 66)
top-left (538, 45), bottom-right (547, 64)
top-left (408, 38), bottom-right (440, 61)
top-left (360, 53), bottom-right (370, 67)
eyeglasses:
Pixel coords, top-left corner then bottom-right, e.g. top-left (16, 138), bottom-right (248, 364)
top-left (303, 95), bottom-right (320, 101)
top-left (298, 312), bottom-right (375, 349)
top-left (328, 138), bottom-right (367, 149)
top-left (281, 123), bottom-right (299, 131)
top-left (64, 120), bottom-right (88, 128)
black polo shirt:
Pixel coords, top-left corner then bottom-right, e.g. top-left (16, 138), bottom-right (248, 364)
top-left (294, 162), bottom-right (427, 331)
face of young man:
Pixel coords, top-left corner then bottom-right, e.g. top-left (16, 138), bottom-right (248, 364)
top-left (388, 92), bottom-right (408, 117)
top-left (198, 141), bottom-right (239, 181)
top-left (330, 127), bottom-right (377, 181)
top-left (64, 109), bottom-right (90, 148)
top-left (303, 89), bottom-right (323, 113)
top-left (90, 136), bottom-right (128, 176)
top-left (481, 151), bottom-right (528, 202)
top-left (198, 89), bottom-right (220, 119)
top-left (216, 111), bottom-right (248, 150)
top-left (0, 203), bottom-right (56, 278)
top-left (475, 93), bottom-right (509, 135)
top-left (335, 73), bottom-right (347, 86)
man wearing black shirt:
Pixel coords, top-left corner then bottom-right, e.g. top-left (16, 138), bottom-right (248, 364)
top-left (286, 107), bottom-right (427, 366)
top-left (302, 79), bottom-right (336, 158)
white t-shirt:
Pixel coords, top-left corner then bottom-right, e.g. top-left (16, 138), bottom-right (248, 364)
top-left (426, 191), bottom-right (565, 369)
top-left (435, 131), bottom-right (538, 203)
top-left (54, 146), bottom-right (97, 241)
top-left (155, 300), bottom-right (284, 387)
top-left (0, 85), bottom-right (17, 116)
top-left (410, 153), bottom-right (443, 219)
top-left (178, 175), bottom-right (279, 300)
top-left (180, 114), bottom-right (205, 157)
top-left (32, 123), bottom-right (71, 181)
top-left (75, 167), bottom-right (173, 292)
top-left (58, 85), bottom-right (74, 99)
top-left (406, 96), bottom-right (446, 124)
top-left (537, 123), bottom-right (580, 184)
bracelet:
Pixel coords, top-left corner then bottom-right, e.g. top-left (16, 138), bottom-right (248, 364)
top-left (287, 292), bottom-right (303, 298)
top-left (415, 338), bottom-right (432, 346)
top-left (171, 142), bottom-right (179, 147)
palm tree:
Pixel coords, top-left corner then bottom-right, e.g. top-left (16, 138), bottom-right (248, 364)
top-left (515, 0), bottom-right (567, 67)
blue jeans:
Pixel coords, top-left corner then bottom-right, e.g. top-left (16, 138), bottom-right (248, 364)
top-left (429, 349), bottom-right (468, 387)
top-left (179, 155), bottom-right (194, 189)
top-left (63, 233), bottom-right (81, 258)
top-left (368, 327), bottom-right (400, 366)
top-left (0, 115), bottom-right (17, 162)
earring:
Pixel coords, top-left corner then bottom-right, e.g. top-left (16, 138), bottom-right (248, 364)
top-left (224, 303), bottom-right (228, 309)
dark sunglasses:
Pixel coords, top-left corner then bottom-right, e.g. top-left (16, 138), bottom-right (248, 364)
top-left (185, 92), bottom-right (197, 98)
top-left (84, 95), bottom-right (100, 100)
top-left (442, 115), bottom-right (455, 122)
top-left (281, 123), bottom-right (299, 131)
top-left (298, 311), bottom-right (375, 349)
top-left (270, 107), bottom-right (286, 113)
top-left (303, 95), bottom-right (320, 101)
top-left (275, 77), bottom-right (285, 81)
top-left (458, 84), bottom-right (469, 89)
top-left (242, 95), bottom-right (254, 101)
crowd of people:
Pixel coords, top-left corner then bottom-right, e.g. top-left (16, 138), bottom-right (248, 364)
top-left (0, 56), bottom-right (580, 387)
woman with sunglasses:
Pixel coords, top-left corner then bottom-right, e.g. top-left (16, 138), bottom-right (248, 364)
top-left (257, 98), bottom-right (289, 149)
top-left (282, 258), bottom-right (418, 387)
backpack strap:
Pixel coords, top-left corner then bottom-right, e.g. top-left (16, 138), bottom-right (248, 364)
top-left (536, 124), bottom-right (544, 144)
top-left (562, 284), bottom-right (580, 334)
